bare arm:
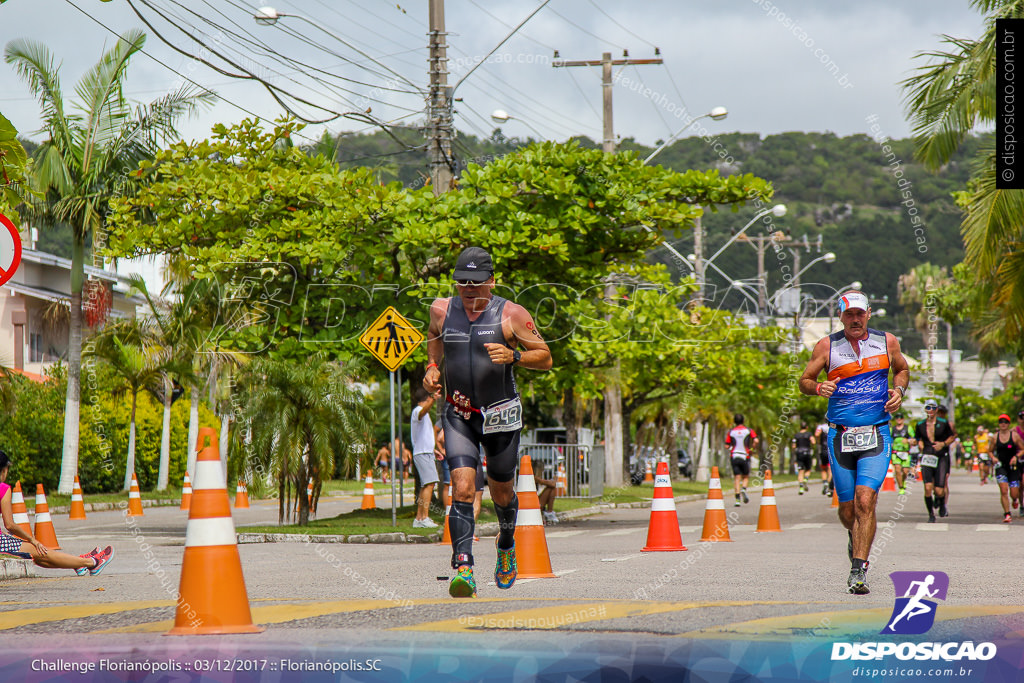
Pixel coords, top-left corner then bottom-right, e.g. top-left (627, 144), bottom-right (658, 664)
top-left (423, 298), bottom-right (449, 394)
top-left (884, 333), bottom-right (910, 414)
top-left (799, 338), bottom-right (834, 397)
top-left (486, 301), bottom-right (553, 371)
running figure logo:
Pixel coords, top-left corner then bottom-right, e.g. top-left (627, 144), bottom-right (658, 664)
top-left (881, 571), bottom-right (949, 635)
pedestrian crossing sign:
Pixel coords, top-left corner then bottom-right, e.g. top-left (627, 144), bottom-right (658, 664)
top-left (359, 306), bottom-right (424, 371)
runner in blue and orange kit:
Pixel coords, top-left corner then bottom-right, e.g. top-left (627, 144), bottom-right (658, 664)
top-left (799, 291), bottom-right (910, 595)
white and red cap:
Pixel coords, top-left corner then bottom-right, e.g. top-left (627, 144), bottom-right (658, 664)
top-left (838, 291), bottom-right (870, 313)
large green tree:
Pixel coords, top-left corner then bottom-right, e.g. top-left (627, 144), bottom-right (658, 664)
top-left (902, 0), bottom-right (1024, 358)
top-left (5, 30), bottom-right (213, 493)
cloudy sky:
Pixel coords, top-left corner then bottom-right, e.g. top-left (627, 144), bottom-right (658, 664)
top-left (1, 0), bottom-right (985, 150)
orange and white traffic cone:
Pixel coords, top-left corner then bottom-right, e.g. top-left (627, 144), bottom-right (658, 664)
top-left (68, 475), bottom-right (87, 520)
top-left (197, 426), bottom-right (218, 450)
top-left (439, 483), bottom-right (453, 546)
top-left (127, 472), bottom-right (145, 517)
top-left (755, 470), bottom-right (782, 532)
top-left (555, 464), bottom-right (567, 497)
top-left (643, 460), bottom-right (654, 484)
top-left (180, 472), bottom-right (192, 511)
top-left (699, 466), bottom-right (732, 542)
top-left (972, 458), bottom-right (979, 473)
top-left (167, 444), bottom-right (263, 635)
top-left (512, 455), bottom-right (556, 579)
top-left (882, 463), bottom-right (897, 492)
top-left (360, 474), bottom-right (376, 510)
top-left (916, 466), bottom-right (923, 482)
top-left (11, 482), bottom-right (31, 537)
top-left (234, 481), bottom-right (250, 509)
top-left (32, 484), bottom-right (61, 549)
top-left (642, 461), bottom-right (687, 551)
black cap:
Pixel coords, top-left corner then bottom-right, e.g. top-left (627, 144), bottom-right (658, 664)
top-left (452, 247), bottom-right (493, 282)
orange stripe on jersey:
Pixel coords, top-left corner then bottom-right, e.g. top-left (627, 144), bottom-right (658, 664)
top-left (827, 354), bottom-right (890, 382)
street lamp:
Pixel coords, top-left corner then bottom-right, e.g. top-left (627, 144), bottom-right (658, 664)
top-left (644, 106), bottom-right (728, 165)
top-left (491, 109), bottom-right (545, 139)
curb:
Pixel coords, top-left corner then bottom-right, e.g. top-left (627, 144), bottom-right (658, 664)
top-left (33, 499), bottom-right (181, 515)
top-left (0, 557), bottom-right (38, 581)
top-left (237, 522), bottom-right (501, 545)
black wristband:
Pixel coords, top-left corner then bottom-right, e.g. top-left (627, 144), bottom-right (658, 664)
top-left (512, 349), bottom-right (522, 365)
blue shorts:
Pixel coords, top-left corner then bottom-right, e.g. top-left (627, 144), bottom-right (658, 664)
top-left (827, 423), bottom-right (892, 503)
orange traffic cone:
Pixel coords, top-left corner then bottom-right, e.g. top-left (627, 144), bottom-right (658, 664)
top-left (642, 461), bottom-right (687, 551)
top-left (555, 464), bottom-right (567, 497)
top-left (439, 483), bottom-right (453, 546)
top-left (882, 463), bottom-right (897, 492)
top-left (755, 470), bottom-right (782, 532)
top-left (831, 486), bottom-right (839, 508)
top-left (916, 466), bottom-right (923, 482)
top-left (643, 460), bottom-right (654, 484)
top-left (699, 466), bottom-right (732, 542)
top-left (180, 472), bottom-right (192, 511)
top-left (197, 426), bottom-right (218, 450)
top-left (512, 455), bottom-right (557, 578)
top-left (10, 482), bottom-right (31, 537)
top-left (69, 475), bottom-right (87, 520)
top-left (32, 484), bottom-right (61, 549)
top-left (167, 444), bottom-right (263, 635)
top-left (235, 481), bottom-right (250, 509)
top-left (360, 473), bottom-right (376, 510)
top-left (972, 458), bottom-right (978, 472)
top-left (127, 472), bottom-right (145, 517)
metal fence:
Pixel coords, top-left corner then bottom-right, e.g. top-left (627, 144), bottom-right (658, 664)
top-left (519, 443), bottom-right (596, 498)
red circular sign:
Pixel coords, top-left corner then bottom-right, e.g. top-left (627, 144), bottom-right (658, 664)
top-left (0, 212), bottom-right (22, 287)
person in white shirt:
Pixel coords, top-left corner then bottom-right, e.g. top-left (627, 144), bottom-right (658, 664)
top-left (411, 388), bottom-right (441, 528)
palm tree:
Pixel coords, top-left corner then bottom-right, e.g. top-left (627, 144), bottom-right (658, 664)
top-left (85, 318), bottom-right (169, 490)
top-left (898, 263), bottom-right (950, 377)
top-left (4, 31), bottom-right (214, 493)
top-left (901, 0), bottom-right (1024, 357)
top-left (234, 357), bottom-right (373, 526)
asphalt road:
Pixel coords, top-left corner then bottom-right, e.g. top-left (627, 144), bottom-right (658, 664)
top-left (1, 469), bottom-right (1021, 680)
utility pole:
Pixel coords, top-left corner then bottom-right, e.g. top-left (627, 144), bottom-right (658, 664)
top-left (428, 0), bottom-right (453, 195)
top-left (553, 50), bottom-right (662, 487)
top-left (553, 52), bottom-right (663, 153)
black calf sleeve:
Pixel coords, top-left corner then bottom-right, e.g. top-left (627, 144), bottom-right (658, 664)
top-left (449, 500), bottom-right (475, 568)
top-left (493, 494), bottom-right (519, 550)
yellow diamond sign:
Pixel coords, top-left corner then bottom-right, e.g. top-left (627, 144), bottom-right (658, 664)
top-left (359, 306), bottom-right (424, 372)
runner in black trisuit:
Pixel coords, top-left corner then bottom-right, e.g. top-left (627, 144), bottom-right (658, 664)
top-left (424, 247), bottom-right (552, 599)
top-left (993, 414), bottom-right (1024, 523)
top-left (791, 423), bottom-right (815, 494)
top-left (913, 400), bottom-right (956, 522)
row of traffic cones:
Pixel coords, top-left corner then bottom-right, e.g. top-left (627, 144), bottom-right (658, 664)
top-left (640, 464), bottom-right (786, 552)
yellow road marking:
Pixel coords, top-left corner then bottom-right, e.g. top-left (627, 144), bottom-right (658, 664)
top-left (94, 598), bottom-right (507, 634)
top-left (395, 601), bottom-right (780, 632)
top-left (0, 601), bottom-right (174, 630)
top-left (678, 605), bottom-right (1024, 639)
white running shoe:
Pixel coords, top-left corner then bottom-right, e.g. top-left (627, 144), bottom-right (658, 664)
top-left (412, 518), bottom-right (439, 528)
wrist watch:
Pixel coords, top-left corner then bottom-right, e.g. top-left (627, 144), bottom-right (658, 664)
top-left (895, 386), bottom-right (906, 397)
top-left (512, 349), bottom-right (522, 365)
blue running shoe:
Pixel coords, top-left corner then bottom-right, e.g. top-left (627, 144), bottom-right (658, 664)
top-left (449, 566), bottom-right (476, 598)
top-left (89, 546), bottom-right (114, 576)
top-left (494, 540), bottom-right (517, 590)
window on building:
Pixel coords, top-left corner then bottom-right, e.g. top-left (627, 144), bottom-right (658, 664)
top-left (30, 332), bottom-right (44, 362)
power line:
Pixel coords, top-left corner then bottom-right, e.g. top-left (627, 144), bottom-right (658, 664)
top-left (59, 0), bottom-right (319, 145)
top-left (544, 6), bottom-right (627, 50)
top-left (630, 65), bottom-right (672, 135)
top-left (465, 0), bottom-right (559, 53)
top-left (585, 0), bottom-right (658, 49)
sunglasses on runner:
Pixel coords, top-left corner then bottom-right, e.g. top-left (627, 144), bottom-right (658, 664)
top-left (455, 279), bottom-right (486, 286)
top-left (924, 405), bottom-right (937, 411)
